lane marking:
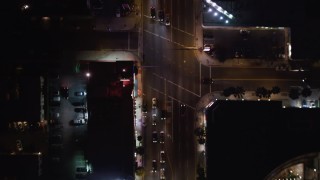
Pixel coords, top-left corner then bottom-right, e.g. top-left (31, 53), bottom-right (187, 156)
top-left (153, 73), bottom-right (201, 98)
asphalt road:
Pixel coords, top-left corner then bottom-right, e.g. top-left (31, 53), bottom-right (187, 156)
top-left (143, 0), bottom-right (197, 179)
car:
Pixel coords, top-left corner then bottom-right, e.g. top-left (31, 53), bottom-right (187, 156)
top-left (75, 111), bottom-right (88, 120)
top-left (16, 139), bottom-right (23, 151)
top-left (240, 29), bottom-right (250, 40)
top-left (159, 131), bottom-right (165, 144)
top-left (142, 103), bottom-right (148, 113)
top-left (160, 110), bottom-right (166, 120)
top-left (152, 98), bottom-right (157, 107)
top-left (152, 160), bottom-right (157, 173)
top-left (60, 87), bottom-right (69, 99)
top-left (160, 168), bottom-right (165, 179)
top-left (180, 104), bottom-right (186, 115)
top-left (201, 77), bottom-right (214, 84)
top-left (74, 107), bottom-right (87, 113)
top-left (72, 102), bottom-right (85, 106)
top-left (165, 16), bottom-right (170, 26)
top-left (51, 90), bottom-right (60, 96)
top-left (160, 151), bottom-right (165, 163)
top-left (152, 107), bottom-right (157, 117)
top-left (75, 166), bottom-right (89, 179)
top-left (150, 7), bottom-right (156, 18)
top-left (152, 117), bottom-right (157, 126)
top-left (158, 10), bottom-right (164, 21)
top-left (52, 95), bottom-right (61, 102)
top-left (74, 91), bottom-right (86, 96)
top-left (73, 118), bottom-right (86, 125)
top-left (203, 44), bottom-right (214, 52)
top-left (49, 135), bottom-right (63, 146)
top-left (152, 131), bottom-right (158, 143)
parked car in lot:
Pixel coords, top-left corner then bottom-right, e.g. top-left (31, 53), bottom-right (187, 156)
top-left (60, 87), bottom-right (69, 99)
top-left (74, 91), bottom-right (86, 96)
top-left (73, 118), bottom-right (86, 125)
top-left (75, 166), bottom-right (89, 179)
top-left (49, 135), bottom-right (63, 146)
top-left (201, 77), bottom-right (214, 84)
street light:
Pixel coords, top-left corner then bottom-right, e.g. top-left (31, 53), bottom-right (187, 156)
top-left (86, 72), bottom-right (91, 78)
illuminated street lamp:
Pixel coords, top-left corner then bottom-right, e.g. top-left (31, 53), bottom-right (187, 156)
top-left (86, 72), bottom-right (91, 78)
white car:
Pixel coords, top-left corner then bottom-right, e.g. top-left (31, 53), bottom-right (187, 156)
top-left (73, 118), bottom-right (86, 125)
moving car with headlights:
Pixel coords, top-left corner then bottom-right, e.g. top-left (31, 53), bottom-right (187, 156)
top-left (160, 168), bottom-right (165, 179)
top-left (152, 97), bottom-right (157, 107)
top-left (160, 131), bottom-right (165, 144)
top-left (152, 160), bottom-right (157, 173)
top-left (150, 7), bottom-right (156, 18)
top-left (152, 131), bottom-right (158, 143)
top-left (160, 151), bottom-right (165, 163)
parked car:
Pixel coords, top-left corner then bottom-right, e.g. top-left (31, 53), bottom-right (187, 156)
top-left (74, 91), bottom-right (86, 96)
top-left (60, 87), bottom-right (69, 99)
top-left (142, 102), bottom-right (148, 113)
top-left (73, 118), bottom-right (86, 125)
top-left (75, 166), bottom-right (89, 179)
top-left (74, 107), bottom-right (87, 113)
top-left (201, 77), bottom-right (214, 84)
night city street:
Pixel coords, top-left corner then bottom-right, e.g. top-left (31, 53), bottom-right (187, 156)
top-left (1, 0), bottom-right (320, 180)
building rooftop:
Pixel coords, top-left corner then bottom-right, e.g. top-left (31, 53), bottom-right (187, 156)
top-left (206, 100), bottom-right (320, 179)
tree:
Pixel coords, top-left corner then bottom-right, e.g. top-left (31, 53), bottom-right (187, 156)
top-left (289, 88), bottom-right (300, 100)
top-left (135, 167), bottom-right (145, 177)
top-left (234, 86), bottom-right (245, 98)
top-left (271, 86), bottom-right (281, 94)
top-left (198, 138), bottom-right (206, 144)
top-left (255, 87), bottom-right (268, 98)
top-left (197, 166), bottom-right (206, 180)
top-left (194, 127), bottom-right (205, 137)
top-left (301, 87), bottom-right (312, 98)
top-left (136, 146), bottom-right (144, 155)
top-left (222, 87), bottom-right (235, 97)
top-left (137, 135), bottom-right (143, 142)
